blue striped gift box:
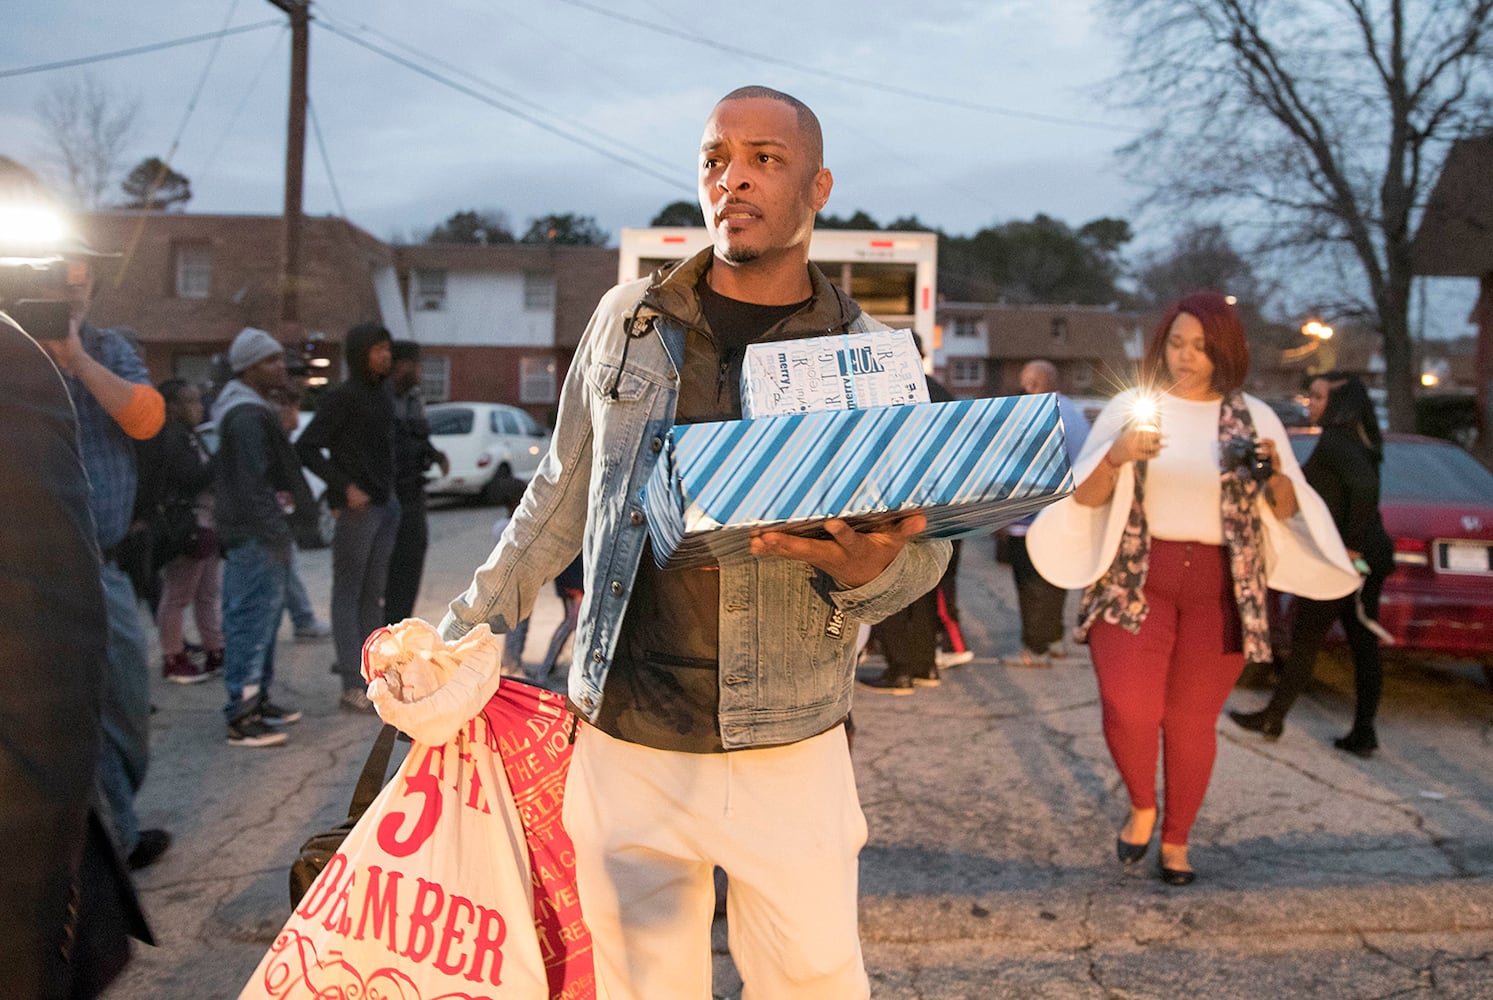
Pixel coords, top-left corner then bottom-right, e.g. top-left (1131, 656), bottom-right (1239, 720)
top-left (644, 393), bottom-right (1073, 568)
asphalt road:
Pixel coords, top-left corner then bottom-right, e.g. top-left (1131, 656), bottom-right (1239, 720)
top-left (107, 502), bottom-right (1493, 999)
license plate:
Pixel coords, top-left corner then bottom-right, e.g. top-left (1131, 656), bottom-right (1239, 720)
top-left (1440, 541), bottom-right (1492, 573)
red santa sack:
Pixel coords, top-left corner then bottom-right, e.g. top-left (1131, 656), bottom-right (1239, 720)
top-left (481, 680), bottom-right (595, 1000)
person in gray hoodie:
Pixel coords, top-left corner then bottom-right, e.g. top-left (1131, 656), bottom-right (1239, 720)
top-left (213, 328), bottom-right (312, 747)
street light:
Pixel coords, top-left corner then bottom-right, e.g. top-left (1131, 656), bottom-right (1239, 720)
top-left (1302, 319), bottom-right (1334, 340)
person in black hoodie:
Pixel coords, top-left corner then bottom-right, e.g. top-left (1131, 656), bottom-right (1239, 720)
top-left (295, 322), bottom-right (398, 712)
top-left (1230, 372), bottom-right (1395, 756)
top-left (382, 340), bottom-right (448, 623)
top-left (214, 328), bottom-right (313, 747)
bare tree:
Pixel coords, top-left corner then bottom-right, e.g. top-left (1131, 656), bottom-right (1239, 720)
top-left (1136, 223), bottom-right (1264, 309)
top-left (34, 74), bottom-right (140, 210)
top-left (1103, 0), bottom-right (1493, 430)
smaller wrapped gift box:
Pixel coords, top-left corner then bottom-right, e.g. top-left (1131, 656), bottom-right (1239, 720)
top-left (644, 392), bottom-right (1073, 568)
top-left (740, 329), bottom-right (929, 418)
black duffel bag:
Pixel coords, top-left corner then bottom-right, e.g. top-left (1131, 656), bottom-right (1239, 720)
top-left (288, 724), bottom-right (398, 907)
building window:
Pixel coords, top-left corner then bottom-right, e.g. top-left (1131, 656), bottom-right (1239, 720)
top-left (413, 268), bottom-right (447, 311)
top-left (420, 355), bottom-right (450, 402)
top-left (950, 316), bottom-right (981, 338)
top-left (172, 353), bottom-right (216, 386)
top-left (1050, 316), bottom-right (1069, 341)
top-left (1070, 365), bottom-right (1094, 390)
top-left (174, 243), bottom-right (211, 299)
top-left (520, 355), bottom-right (557, 403)
top-left (523, 272), bottom-right (555, 311)
top-left (949, 358), bottom-right (985, 387)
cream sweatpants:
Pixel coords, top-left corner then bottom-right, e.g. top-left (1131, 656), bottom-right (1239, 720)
top-left (563, 723), bottom-right (870, 1000)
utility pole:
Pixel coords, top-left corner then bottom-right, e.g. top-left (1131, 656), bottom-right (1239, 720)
top-left (266, 0), bottom-right (309, 331)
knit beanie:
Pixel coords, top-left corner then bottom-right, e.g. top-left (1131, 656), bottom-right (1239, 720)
top-left (229, 327), bottom-right (283, 373)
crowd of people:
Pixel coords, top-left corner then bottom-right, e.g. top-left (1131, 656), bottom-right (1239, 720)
top-left (0, 84), bottom-right (1413, 998)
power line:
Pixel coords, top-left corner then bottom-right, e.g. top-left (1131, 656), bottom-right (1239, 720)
top-left (313, 18), bottom-right (693, 194)
top-left (551, 0), bottom-right (1141, 134)
top-left (307, 97), bottom-right (347, 218)
top-left (165, 0), bottom-right (244, 155)
top-left (196, 26), bottom-right (287, 179)
top-left (314, 8), bottom-right (659, 175)
top-left (0, 19), bottom-right (282, 80)
top-left (113, 1), bottom-right (249, 291)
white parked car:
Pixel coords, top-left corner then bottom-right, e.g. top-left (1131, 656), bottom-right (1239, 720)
top-left (425, 402), bottom-right (550, 503)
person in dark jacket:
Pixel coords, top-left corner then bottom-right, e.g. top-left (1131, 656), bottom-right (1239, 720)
top-left (214, 328), bottom-right (311, 747)
top-left (383, 340), bottom-right (448, 623)
top-left (151, 379), bottom-right (221, 684)
top-left (0, 312), bottom-right (153, 998)
top-left (1230, 372), bottom-right (1394, 756)
top-left (859, 368), bottom-right (956, 693)
top-left (295, 321), bottom-right (399, 712)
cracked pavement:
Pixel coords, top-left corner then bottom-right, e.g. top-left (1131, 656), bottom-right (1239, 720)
top-left (107, 508), bottom-right (1493, 998)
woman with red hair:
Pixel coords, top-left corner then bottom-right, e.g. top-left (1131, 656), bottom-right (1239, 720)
top-left (1028, 290), bottom-right (1358, 884)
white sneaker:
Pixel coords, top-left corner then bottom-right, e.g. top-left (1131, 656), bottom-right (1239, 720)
top-left (294, 620), bottom-right (332, 640)
top-left (935, 649), bottom-right (975, 669)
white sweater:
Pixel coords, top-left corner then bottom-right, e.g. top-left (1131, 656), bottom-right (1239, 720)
top-left (1027, 389), bottom-right (1359, 600)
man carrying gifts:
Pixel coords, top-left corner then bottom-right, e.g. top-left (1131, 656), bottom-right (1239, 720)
top-left (408, 87), bottom-right (949, 1000)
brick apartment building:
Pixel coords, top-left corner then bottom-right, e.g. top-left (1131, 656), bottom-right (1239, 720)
top-left (935, 301), bottom-right (1144, 400)
top-left (77, 210), bottom-right (616, 424)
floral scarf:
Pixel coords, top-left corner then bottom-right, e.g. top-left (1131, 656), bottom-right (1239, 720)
top-left (1075, 390), bottom-right (1271, 662)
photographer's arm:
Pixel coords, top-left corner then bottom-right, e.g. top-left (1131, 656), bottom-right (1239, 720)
top-left (44, 324), bottom-right (163, 440)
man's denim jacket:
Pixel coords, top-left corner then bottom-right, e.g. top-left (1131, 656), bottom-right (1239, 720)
top-left (440, 258), bottom-right (950, 749)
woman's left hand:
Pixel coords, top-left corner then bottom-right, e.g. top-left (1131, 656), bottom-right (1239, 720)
top-left (1257, 437), bottom-right (1283, 475)
top-left (1258, 438), bottom-right (1299, 519)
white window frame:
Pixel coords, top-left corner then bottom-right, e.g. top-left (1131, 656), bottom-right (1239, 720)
top-left (413, 268), bottom-right (447, 311)
top-left (420, 355), bottom-right (450, 402)
top-left (519, 355), bottom-right (557, 403)
top-left (174, 244), bottom-right (211, 299)
top-left (523, 272), bottom-right (555, 311)
top-left (950, 316), bottom-right (981, 338)
top-left (949, 358), bottom-right (985, 388)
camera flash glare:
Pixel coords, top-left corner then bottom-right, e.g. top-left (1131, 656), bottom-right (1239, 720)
top-left (1130, 394), bottom-right (1161, 433)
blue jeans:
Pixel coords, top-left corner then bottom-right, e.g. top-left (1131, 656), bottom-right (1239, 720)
top-left (283, 547), bottom-right (317, 630)
top-left (222, 539), bottom-right (290, 722)
top-left (503, 617), bottom-right (530, 673)
top-left (331, 499), bottom-right (400, 692)
top-left (97, 561), bottom-right (152, 855)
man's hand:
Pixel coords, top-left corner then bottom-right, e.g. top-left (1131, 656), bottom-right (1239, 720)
top-left (40, 318), bottom-right (88, 377)
top-left (437, 451), bottom-right (450, 477)
top-left (346, 483), bottom-right (371, 511)
top-left (748, 513), bottom-right (927, 589)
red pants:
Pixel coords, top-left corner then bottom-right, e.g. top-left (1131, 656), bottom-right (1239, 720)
top-left (1088, 539), bottom-right (1245, 844)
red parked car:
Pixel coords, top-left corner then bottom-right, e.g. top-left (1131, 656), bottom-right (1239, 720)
top-left (1290, 429), bottom-right (1493, 680)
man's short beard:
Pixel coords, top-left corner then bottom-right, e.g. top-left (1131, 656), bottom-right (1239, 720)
top-left (719, 245), bottom-right (760, 265)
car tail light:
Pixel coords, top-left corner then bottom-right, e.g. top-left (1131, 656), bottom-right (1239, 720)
top-left (476, 453), bottom-right (492, 468)
top-left (1393, 537), bottom-right (1429, 567)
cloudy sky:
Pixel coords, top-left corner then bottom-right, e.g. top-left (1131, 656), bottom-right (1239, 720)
top-left (3, 0), bottom-right (1140, 236)
top-left (1, 0), bottom-right (1479, 336)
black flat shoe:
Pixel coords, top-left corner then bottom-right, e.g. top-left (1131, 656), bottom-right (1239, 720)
top-left (1159, 864), bottom-right (1196, 886)
top-left (1228, 708), bottom-right (1283, 741)
top-left (1116, 837), bottom-right (1150, 865)
top-left (1333, 730), bottom-right (1378, 758)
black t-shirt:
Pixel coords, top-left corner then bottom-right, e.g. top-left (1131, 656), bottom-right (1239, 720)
top-left (594, 278), bottom-right (810, 752)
